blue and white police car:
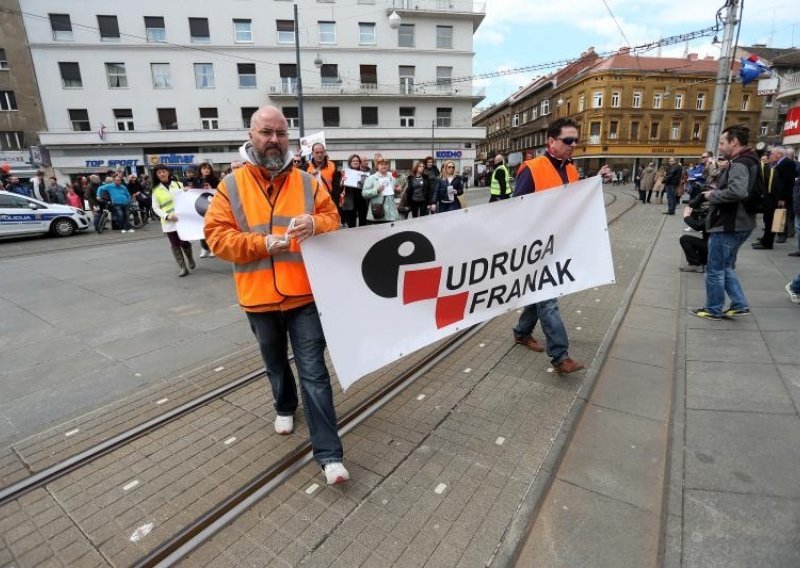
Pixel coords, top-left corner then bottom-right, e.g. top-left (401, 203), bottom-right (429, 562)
top-left (0, 190), bottom-right (91, 238)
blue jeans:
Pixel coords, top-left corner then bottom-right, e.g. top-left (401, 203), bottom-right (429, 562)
top-left (705, 231), bottom-right (751, 315)
top-left (512, 298), bottom-right (569, 365)
top-left (113, 204), bottom-right (132, 230)
top-left (665, 185), bottom-right (677, 213)
top-left (246, 302), bottom-right (343, 466)
top-left (791, 272), bottom-right (800, 294)
top-left (794, 214), bottom-right (800, 252)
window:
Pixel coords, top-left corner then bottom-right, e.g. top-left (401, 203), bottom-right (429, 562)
top-left (609, 120), bottom-right (618, 139)
top-left (241, 106), bottom-right (257, 128)
top-left (674, 92), bottom-right (684, 110)
top-left (436, 107), bottom-right (452, 127)
top-left (692, 122), bottom-right (702, 140)
top-left (319, 21), bottom-right (336, 44)
top-left (437, 25), bottom-right (453, 49)
top-left (189, 18), bottom-right (210, 43)
top-left (233, 19), bottom-right (252, 42)
top-left (68, 109), bottom-right (90, 131)
top-left (399, 66), bottom-right (415, 94)
top-left (436, 66), bottom-right (452, 89)
top-left (0, 49), bottom-right (7, 70)
top-left (398, 24), bottom-right (414, 48)
top-left (0, 131), bottom-right (23, 151)
top-left (578, 95), bottom-right (585, 111)
top-left (238, 63), bottom-right (256, 88)
top-left (541, 99), bottom-right (550, 116)
top-left (696, 93), bottom-right (705, 110)
top-left (592, 91), bottom-right (603, 108)
top-left (114, 108), bottom-right (134, 131)
top-left (741, 94), bottom-right (750, 111)
top-left (59, 62), bottom-right (82, 88)
top-left (105, 63), bottom-right (128, 88)
top-left (145, 16), bottom-right (166, 42)
top-left (649, 122), bottom-right (660, 139)
top-left (320, 64), bottom-right (338, 85)
top-left (0, 193), bottom-right (31, 207)
top-left (512, 114), bottom-right (519, 127)
top-left (630, 121), bottom-right (639, 139)
top-left (283, 107), bottom-right (299, 128)
top-left (96, 15), bottom-right (120, 41)
top-left (759, 122), bottom-right (768, 136)
top-left (279, 63), bottom-right (297, 93)
top-left (531, 106), bottom-right (538, 120)
top-left (322, 107), bottom-right (339, 127)
top-left (277, 20), bottom-right (295, 43)
top-left (400, 107), bottom-right (415, 127)
top-left (0, 91), bottom-right (17, 111)
top-left (632, 91), bottom-right (642, 108)
top-left (359, 23), bottom-right (376, 45)
top-left (360, 65), bottom-right (377, 89)
top-left (611, 91), bottom-right (620, 108)
top-left (158, 108), bottom-right (178, 130)
top-left (49, 14), bottom-right (73, 41)
top-left (361, 107), bottom-right (378, 126)
top-left (765, 94), bottom-right (774, 108)
top-left (194, 63), bottom-right (215, 88)
top-left (670, 121), bottom-right (680, 140)
top-left (653, 92), bottom-right (662, 109)
top-left (200, 107), bottom-right (219, 130)
top-left (151, 63), bottom-right (171, 88)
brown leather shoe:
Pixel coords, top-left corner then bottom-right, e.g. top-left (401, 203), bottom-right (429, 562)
top-left (514, 336), bottom-right (545, 352)
top-left (554, 358), bottom-right (584, 374)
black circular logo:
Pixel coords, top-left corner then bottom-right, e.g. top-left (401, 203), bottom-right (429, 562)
top-left (361, 231), bottom-right (436, 298)
top-left (195, 192), bottom-right (214, 217)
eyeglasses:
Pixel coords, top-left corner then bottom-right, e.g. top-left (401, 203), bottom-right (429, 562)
top-left (292, 160), bottom-right (302, 164)
top-left (558, 137), bottom-right (579, 145)
top-left (447, 166), bottom-right (455, 169)
top-left (256, 128), bottom-right (289, 139)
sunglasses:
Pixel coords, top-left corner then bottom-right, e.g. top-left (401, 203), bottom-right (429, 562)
top-left (558, 137), bottom-right (579, 145)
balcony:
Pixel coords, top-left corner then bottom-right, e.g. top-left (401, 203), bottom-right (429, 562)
top-left (387, 0), bottom-right (485, 30)
top-left (268, 83), bottom-right (485, 103)
top-left (776, 71), bottom-right (800, 102)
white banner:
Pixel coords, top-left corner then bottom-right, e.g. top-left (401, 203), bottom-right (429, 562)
top-left (341, 168), bottom-right (367, 188)
top-left (174, 187), bottom-right (217, 241)
top-left (299, 131), bottom-right (326, 159)
top-left (302, 176), bottom-right (615, 390)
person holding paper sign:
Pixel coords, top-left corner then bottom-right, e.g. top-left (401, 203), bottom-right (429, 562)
top-left (151, 164), bottom-right (195, 277)
top-left (362, 158), bottom-right (402, 223)
top-left (204, 106), bottom-right (349, 486)
top-left (340, 154), bottom-right (368, 228)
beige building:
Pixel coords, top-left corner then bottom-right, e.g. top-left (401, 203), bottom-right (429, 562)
top-left (475, 50), bottom-right (762, 175)
top-left (0, 0), bottom-right (46, 180)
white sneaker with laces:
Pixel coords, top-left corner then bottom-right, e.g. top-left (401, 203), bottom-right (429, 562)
top-left (324, 462), bottom-right (350, 485)
top-left (786, 282), bottom-right (800, 304)
top-left (199, 249), bottom-right (209, 258)
top-left (274, 415), bottom-right (293, 435)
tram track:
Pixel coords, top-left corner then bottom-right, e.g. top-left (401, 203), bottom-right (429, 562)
top-left (0, 188), bottom-right (639, 566)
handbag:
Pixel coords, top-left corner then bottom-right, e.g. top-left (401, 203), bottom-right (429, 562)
top-left (771, 207), bottom-right (787, 233)
top-left (371, 196), bottom-right (387, 219)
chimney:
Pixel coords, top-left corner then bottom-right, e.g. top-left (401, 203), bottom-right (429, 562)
top-left (687, 53), bottom-right (699, 61)
top-left (619, 46), bottom-right (631, 55)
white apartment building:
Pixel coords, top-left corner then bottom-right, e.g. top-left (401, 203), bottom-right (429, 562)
top-left (21, 0), bottom-right (486, 179)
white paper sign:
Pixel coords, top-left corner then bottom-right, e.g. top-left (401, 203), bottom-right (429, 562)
top-left (342, 168), bottom-right (367, 188)
top-left (299, 131), bottom-right (326, 159)
top-left (174, 187), bottom-right (217, 241)
top-left (302, 176), bottom-right (615, 390)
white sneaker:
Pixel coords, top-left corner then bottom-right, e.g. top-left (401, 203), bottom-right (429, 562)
top-left (324, 462), bottom-right (350, 485)
top-left (121, 229), bottom-right (127, 234)
top-left (208, 251), bottom-right (215, 258)
top-left (786, 282), bottom-right (800, 304)
top-left (128, 229), bottom-right (135, 233)
top-left (199, 249), bottom-right (209, 258)
top-left (274, 415), bottom-right (293, 435)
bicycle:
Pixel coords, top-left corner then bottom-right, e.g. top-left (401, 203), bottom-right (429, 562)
top-left (95, 204), bottom-right (111, 234)
top-left (129, 200), bottom-right (145, 229)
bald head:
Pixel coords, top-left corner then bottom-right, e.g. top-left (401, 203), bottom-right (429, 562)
top-left (249, 105), bottom-right (290, 172)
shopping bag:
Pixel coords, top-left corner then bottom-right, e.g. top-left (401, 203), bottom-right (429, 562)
top-left (771, 208), bottom-right (787, 233)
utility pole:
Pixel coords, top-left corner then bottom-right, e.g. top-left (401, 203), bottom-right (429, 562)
top-left (294, 3), bottom-right (305, 138)
top-left (706, 0), bottom-right (740, 153)
top-left (431, 120), bottom-right (435, 157)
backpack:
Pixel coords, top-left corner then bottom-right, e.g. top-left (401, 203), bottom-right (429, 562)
top-left (742, 161), bottom-right (767, 214)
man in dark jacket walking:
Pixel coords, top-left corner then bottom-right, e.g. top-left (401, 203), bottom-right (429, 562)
top-left (689, 125), bottom-right (757, 320)
top-left (752, 146), bottom-right (796, 249)
top-left (662, 157), bottom-right (683, 215)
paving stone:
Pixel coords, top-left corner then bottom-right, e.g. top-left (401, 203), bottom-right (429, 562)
top-left (686, 330), bottom-right (772, 363)
top-left (686, 361), bottom-right (795, 414)
top-left (588, 356), bottom-right (673, 421)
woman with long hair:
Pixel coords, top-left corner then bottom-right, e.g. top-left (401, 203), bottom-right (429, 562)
top-left (436, 160), bottom-right (464, 213)
top-left (198, 162), bottom-right (218, 258)
top-left (151, 164), bottom-right (195, 277)
top-left (404, 160), bottom-right (435, 218)
top-left (340, 154), bottom-right (368, 228)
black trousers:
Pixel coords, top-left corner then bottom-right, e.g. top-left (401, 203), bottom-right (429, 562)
top-left (759, 196), bottom-right (778, 248)
top-left (680, 234), bottom-right (708, 266)
top-left (409, 201), bottom-right (429, 218)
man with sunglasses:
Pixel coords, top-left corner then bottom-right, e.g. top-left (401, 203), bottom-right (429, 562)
top-left (510, 117), bottom-right (593, 374)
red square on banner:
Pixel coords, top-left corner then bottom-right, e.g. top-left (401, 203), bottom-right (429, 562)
top-left (435, 292), bottom-right (469, 329)
top-left (403, 267), bottom-right (442, 304)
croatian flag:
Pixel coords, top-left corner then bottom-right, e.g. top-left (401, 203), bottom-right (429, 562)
top-left (98, 124), bottom-right (107, 141)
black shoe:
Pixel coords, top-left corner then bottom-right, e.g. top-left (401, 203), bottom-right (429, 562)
top-left (751, 242), bottom-right (772, 250)
top-left (775, 236), bottom-right (787, 243)
top-left (789, 251), bottom-right (800, 257)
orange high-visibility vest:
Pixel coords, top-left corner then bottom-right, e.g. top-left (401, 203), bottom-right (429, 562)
top-left (306, 160), bottom-right (336, 194)
top-left (522, 155), bottom-right (579, 191)
top-left (218, 167), bottom-right (316, 310)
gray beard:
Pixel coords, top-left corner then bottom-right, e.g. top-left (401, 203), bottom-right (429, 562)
top-left (262, 155), bottom-right (285, 172)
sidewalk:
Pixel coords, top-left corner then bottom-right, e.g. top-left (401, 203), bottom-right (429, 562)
top-left (516, 205), bottom-right (800, 567)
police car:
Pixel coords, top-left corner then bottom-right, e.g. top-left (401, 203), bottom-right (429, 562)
top-left (0, 190), bottom-right (91, 238)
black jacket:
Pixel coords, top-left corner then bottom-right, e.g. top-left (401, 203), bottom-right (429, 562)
top-left (664, 163), bottom-right (683, 186)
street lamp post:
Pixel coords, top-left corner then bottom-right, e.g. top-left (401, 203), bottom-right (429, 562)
top-left (706, 0), bottom-right (740, 153)
top-left (431, 120), bottom-right (435, 158)
top-left (293, 3), bottom-right (305, 139)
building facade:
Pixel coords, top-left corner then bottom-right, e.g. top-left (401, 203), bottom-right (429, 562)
top-left (475, 50), bottom-right (762, 175)
top-left (21, 0), bottom-right (487, 180)
top-left (0, 0), bottom-right (47, 180)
